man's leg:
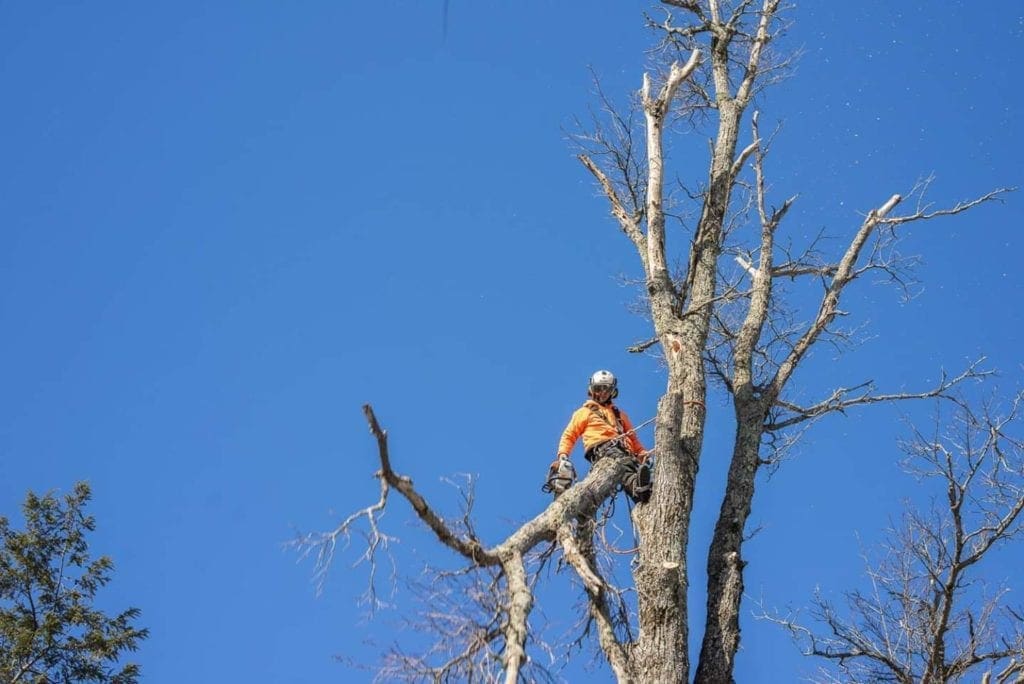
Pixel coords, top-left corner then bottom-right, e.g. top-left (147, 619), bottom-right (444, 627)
top-left (594, 442), bottom-right (651, 503)
top-left (623, 457), bottom-right (652, 503)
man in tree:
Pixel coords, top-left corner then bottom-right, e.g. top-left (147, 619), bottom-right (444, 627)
top-left (546, 369), bottom-right (652, 502)
top-left (296, 1), bottom-right (1010, 678)
top-left (0, 482), bottom-right (148, 684)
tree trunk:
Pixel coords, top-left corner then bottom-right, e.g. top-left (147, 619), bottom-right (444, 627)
top-left (696, 401), bottom-right (766, 683)
top-left (633, 389), bottom-right (694, 682)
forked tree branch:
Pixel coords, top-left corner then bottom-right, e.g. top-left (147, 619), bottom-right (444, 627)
top-left (767, 192), bottom-right (901, 399)
top-left (288, 460), bottom-right (397, 600)
top-left (735, 0), bottom-right (781, 106)
top-left (768, 186), bottom-right (1009, 402)
top-left (767, 359), bottom-right (990, 431)
top-left (732, 109), bottom-right (794, 393)
top-left (306, 405), bottom-right (640, 680)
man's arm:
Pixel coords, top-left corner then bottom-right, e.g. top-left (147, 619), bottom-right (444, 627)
top-left (557, 408), bottom-right (587, 457)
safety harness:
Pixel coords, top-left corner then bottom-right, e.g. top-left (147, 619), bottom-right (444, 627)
top-left (584, 401), bottom-right (635, 462)
top-left (544, 401), bottom-right (655, 495)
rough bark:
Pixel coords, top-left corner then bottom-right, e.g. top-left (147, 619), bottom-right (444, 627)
top-left (302, 3), bottom-right (1013, 681)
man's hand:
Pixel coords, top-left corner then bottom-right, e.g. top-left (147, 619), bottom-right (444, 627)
top-left (546, 454), bottom-right (576, 496)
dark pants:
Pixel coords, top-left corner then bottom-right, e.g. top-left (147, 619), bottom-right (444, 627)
top-left (586, 440), bottom-right (649, 503)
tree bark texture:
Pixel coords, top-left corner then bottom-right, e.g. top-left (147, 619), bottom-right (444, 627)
top-left (318, 3), bottom-right (1012, 681)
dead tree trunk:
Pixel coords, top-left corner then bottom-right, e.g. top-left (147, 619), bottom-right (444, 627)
top-left (297, 2), bottom-right (1010, 681)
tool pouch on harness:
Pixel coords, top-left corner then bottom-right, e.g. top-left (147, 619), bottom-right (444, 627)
top-left (586, 439), bottom-right (630, 463)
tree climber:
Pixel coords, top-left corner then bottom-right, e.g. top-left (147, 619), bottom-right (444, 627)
top-left (544, 370), bottom-right (652, 502)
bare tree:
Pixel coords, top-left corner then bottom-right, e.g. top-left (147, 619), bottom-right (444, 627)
top-left (763, 393), bottom-right (1024, 683)
top-left (293, 2), bottom-right (1012, 682)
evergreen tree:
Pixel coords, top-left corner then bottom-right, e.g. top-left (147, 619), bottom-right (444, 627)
top-left (0, 482), bottom-right (148, 683)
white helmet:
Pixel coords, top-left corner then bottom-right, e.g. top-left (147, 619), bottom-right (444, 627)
top-left (588, 370), bottom-right (619, 398)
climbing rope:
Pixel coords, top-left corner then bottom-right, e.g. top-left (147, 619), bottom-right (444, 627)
top-left (572, 400), bottom-right (709, 556)
top-left (598, 494), bottom-right (639, 555)
top-left (598, 398), bottom-right (707, 450)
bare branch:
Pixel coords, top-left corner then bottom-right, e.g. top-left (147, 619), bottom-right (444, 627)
top-left (641, 49), bottom-right (701, 286)
top-left (364, 405), bottom-right (498, 566)
top-left (779, 192), bottom-right (898, 361)
top-left (661, 0), bottom-right (704, 13)
top-left (502, 552), bottom-right (531, 684)
top-left (730, 139), bottom-right (758, 179)
top-left (557, 522), bottom-right (604, 596)
top-left (732, 108), bottom-right (793, 393)
top-left (767, 393), bottom-right (1024, 682)
top-left (735, 0), bottom-right (782, 106)
top-left (880, 187), bottom-right (1015, 227)
top-left (288, 461), bottom-right (398, 601)
top-left (575, 515), bottom-right (633, 681)
top-left (375, 565), bottom-right (514, 682)
top-left (767, 360), bottom-right (990, 431)
top-left (764, 183), bottom-right (1005, 402)
top-left (578, 153), bottom-right (647, 255)
top-left (628, 336), bottom-right (659, 354)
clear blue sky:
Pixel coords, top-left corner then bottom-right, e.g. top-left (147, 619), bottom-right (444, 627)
top-left (1, 2), bottom-right (1021, 682)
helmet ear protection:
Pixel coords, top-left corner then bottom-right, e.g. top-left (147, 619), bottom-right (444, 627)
top-left (588, 370), bottom-right (619, 399)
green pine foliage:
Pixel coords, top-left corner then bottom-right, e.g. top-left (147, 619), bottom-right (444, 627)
top-left (0, 482), bottom-right (148, 683)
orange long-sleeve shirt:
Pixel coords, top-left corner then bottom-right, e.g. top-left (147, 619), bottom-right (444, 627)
top-left (558, 400), bottom-right (645, 458)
